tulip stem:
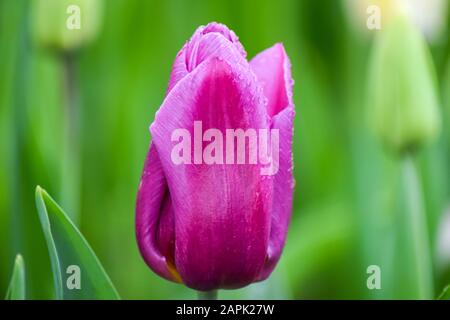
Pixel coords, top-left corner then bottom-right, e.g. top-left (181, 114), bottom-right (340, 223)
top-left (61, 52), bottom-right (80, 224)
top-left (197, 290), bottom-right (218, 300)
top-left (398, 155), bottom-right (433, 299)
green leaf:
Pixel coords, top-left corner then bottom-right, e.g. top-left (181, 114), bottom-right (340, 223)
top-left (438, 285), bottom-right (450, 300)
top-left (5, 254), bottom-right (26, 300)
top-left (35, 186), bottom-right (120, 300)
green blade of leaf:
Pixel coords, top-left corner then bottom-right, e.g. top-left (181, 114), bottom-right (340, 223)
top-left (438, 285), bottom-right (450, 300)
top-left (35, 186), bottom-right (120, 300)
top-left (5, 254), bottom-right (26, 300)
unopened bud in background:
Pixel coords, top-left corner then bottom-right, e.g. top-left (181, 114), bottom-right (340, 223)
top-left (32, 0), bottom-right (103, 52)
top-left (367, 10), bottom-right (441, 155)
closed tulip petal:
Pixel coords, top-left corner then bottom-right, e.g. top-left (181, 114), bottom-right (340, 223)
top-left (167, 22), bottom-right (246, 93)
top-left (250, 43), bottom-right (295, 280)
top-left (136, 144), bottom-right (180, 282)
top-left (250, 43), bottom-right (293, 118)
top-left (151, 57), bottom-right (272, 290)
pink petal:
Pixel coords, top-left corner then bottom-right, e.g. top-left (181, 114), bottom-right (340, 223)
top-left (250, 43), bottom-right (293, 118)
top-left (167, 22), bottom-right (247, 93)
top-left (151, 57), bottom-right (272, 290)
top-left (135, 144), bottom-right (180, 283)
top-left (251, 43), bottom-right (295, 280)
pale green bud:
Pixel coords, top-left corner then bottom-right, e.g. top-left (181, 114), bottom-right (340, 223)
top-left (367, 12), bottom-right (441, 154)
top-left (32, 0), bottom-right (103, 52)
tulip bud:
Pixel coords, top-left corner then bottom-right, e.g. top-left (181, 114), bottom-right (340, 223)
top-left (32, 0), bottom-right (102, 52)
top-left (136, 23), bottom-right (295, 291)
top-left (367, 11), bottom-right (441, 154)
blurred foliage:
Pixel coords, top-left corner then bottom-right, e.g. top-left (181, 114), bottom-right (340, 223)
top-left (0, 0), bottom-right (450, 299)
top-left (5, 255), bottom-right (25, 300)
top-left (35, 186), bottom-right (120, 299)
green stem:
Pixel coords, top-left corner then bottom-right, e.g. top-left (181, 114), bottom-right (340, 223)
top-left (61, 52), bottom-right (80, 224)
top-left (197, 290), bottom-right (218, 300)
top-left (399, 155), bottom-right (433, 299)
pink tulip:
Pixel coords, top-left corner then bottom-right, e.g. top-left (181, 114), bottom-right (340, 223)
top-left (136, 22), bottom-right (295, 291)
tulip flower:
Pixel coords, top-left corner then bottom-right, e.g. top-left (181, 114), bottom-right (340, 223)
top-left (32, 0), bottom-right (104, 223)
top-left (136, 22), bottom-right (295, 292)
top-left (366, 9), bottom-right (438, 299)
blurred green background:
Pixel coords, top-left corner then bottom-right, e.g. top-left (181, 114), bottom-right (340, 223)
top-left (1, 0), bottom-right (450, 299)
